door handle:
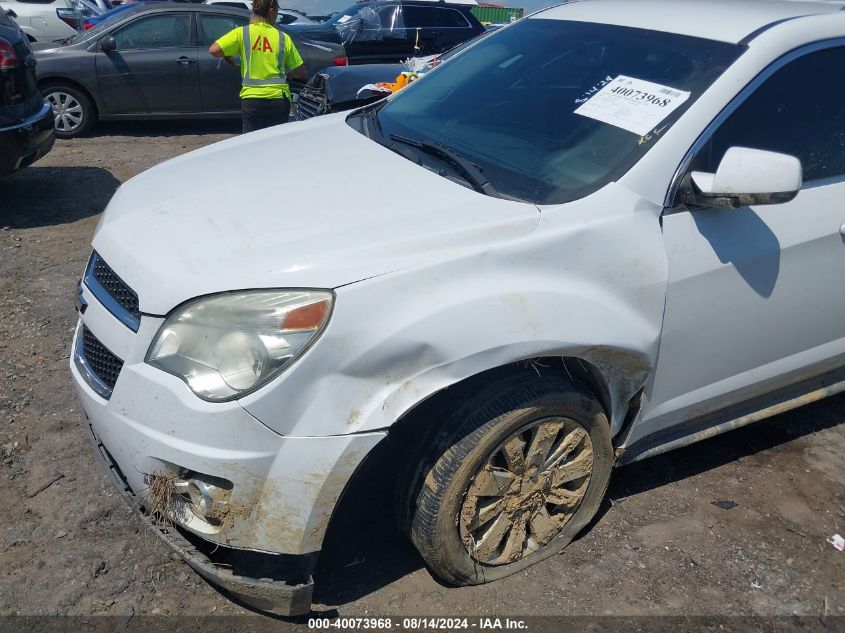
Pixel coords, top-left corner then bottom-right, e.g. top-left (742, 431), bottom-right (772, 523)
top-left (176, 57), bottom-right (196, 65)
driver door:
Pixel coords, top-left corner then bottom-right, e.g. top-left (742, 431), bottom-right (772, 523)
top-left (96, 12), bottom-right (200, 115)
top-left (635, 44), bottom-right (845, 446)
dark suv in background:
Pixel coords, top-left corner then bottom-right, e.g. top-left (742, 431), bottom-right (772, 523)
top-left (285, 0), bottom-right (484, 63)
top-left (0, 9), bottom-right (54, 176)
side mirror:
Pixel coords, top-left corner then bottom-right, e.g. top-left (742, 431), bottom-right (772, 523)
top-left (683, 147), bottom-right (802, 209)
top-left (100, 36), bottom-right (116, 53)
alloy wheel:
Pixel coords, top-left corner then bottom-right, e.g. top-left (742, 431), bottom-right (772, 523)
top-left (458, 416), bottom-right (594, 565)
top-left (46, 91), bottom-right (84, 134)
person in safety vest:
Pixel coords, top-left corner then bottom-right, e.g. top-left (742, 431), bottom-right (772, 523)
top-left (208, 0), bottom-right (306, 133)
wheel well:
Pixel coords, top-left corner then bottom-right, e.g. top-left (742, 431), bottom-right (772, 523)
top-left (390, 356), bottom-right (613, 442)
top-left (321, 356), bottom-right (614, 559)
top-left (38, 78), bottom-right (99, 119)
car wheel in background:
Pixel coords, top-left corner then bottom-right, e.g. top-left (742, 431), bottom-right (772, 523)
top-left (405, 374), bottom-right (614, 585)
top-left (43, 84), bottom-right (96, 139)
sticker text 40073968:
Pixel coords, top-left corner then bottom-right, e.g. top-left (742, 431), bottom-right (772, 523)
top-left (608, 85), bottom-right (677, 107)
top-left (574, 75), bottom-right (691, 136)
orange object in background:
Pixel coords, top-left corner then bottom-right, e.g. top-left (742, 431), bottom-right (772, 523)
top-left (392, 74), bottom-right (408, 92)
top-left (392, 72), bottom-right (422, 93)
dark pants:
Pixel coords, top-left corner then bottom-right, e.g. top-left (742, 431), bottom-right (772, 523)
top-left (242, 97), bottom-right (291, 134)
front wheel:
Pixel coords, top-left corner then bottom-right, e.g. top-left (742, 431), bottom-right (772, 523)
top-left (43, 84), bottom-right (96, 139)
top-left (407, 374), bottom-right (613, 585)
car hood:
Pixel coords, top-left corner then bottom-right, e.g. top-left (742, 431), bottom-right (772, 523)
top-left (93, 114), bottom-right (540, 315)
top-left (316, 63), bottom-right (402, 101)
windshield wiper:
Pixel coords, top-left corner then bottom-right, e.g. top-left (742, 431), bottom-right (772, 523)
top-left (389, 134), bottom-right (503, 198)
top-left (361, 101), bottom-right (385, 140)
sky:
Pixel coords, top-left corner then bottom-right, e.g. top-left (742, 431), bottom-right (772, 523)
top-left (284, 0), bottom-right (553, 17)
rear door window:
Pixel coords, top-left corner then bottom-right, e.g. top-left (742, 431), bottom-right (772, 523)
top-left (113, 14), bottom-right (191, 49)
top-left (200, 13), bottom-right (246, 46)
top-left (402, 6), bottom-right (435, 28)
top-left (435, 8), bottom-right (469, 28)
top-left (376, 4), bottom-right (400, 29)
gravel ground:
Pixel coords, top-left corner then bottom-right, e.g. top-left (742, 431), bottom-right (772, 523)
top-left (1, 123), bottom-right (843, 630)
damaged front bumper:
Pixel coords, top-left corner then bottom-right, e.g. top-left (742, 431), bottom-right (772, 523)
top-left (70, 289), bottom-right (385, 615)
top-left (84, 417), bottom-right (316, 615)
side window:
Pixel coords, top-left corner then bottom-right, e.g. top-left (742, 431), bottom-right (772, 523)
top-left (696, 46), bottom-right (845, 182)
top-left (216, 2), bottom-right (248, 8)
top-left (113, 14), bottom-right (191, 50)
top-left (435, 8), bottom-right (469, 28)
top-left (376, 5), bottom-right (399, 29)
top-left (402, 6), bottom-right (435, 29)
top-left (201, 13), bottom-right (245, 46)
top-left (278, 13), bottom-right (297, 25)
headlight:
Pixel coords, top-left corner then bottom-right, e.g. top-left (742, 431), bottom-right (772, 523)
top-left (146, 290), bottom-right (333, 402)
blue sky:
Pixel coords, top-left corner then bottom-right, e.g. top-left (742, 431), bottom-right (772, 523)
top-left (284, 0), bottom-right (554, 16)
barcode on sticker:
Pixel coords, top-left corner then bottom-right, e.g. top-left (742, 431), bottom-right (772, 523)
top-left (659, 88), bottom-right (682, 97)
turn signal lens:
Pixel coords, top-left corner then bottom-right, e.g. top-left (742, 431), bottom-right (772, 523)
top-left (333, 56), bottom-right (349, 66)
top-left (280, 298), bottom-right (330, 332)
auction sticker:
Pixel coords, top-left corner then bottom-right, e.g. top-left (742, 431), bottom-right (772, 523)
top-left (574, 75), bottom-right (690, 136)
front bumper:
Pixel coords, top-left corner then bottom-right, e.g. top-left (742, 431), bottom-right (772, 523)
top-left (84, 418), bottom-right (314, 616)
top-left (0, 102), bottom-right (55, 176)
top-left (70, 277), bottom-right (385, 614)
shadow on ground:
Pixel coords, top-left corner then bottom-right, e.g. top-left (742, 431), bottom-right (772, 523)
top-left (90, 119), bottom-right (242, 138)
top-left (0, 166), bottom-right (119, 229)
top-left (312, 393), bottom-right (845, 608)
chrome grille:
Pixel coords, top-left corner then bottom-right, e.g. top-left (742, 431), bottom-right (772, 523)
top-left (295, 86), bottom-right (330, 120)
top-left (75, 325), bottom-right (124, 399)
top-left (84, 252), bottom-right (141, 331)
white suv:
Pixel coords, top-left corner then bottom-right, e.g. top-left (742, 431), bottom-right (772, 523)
top-left (1, 0), bottom-right (83, 42)
top-left (201, 0), bottom-right (314, 24)
top-left (71, 0), bottom-right (845, 617)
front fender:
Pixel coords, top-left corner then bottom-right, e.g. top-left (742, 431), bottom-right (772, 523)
top-left (240, 184), bottom-right (668, 440)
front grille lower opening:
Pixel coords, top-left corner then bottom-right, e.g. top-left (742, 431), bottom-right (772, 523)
top-left (81, 325), bottom-right (124, 391)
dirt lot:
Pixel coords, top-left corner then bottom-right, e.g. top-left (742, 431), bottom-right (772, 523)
top-left (1, 123), bottom-right (844, 629)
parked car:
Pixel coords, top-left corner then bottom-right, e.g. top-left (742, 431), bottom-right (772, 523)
top-left (202, 0), bottom-right (315, 24)
top-left (294, 32), bottom-right (479, 119)
top-left (0, 0), bottom-right (84, 42)
top-left (80, 1), bottom-right (143, 30)
top-left (81, 0), bottom-right (186, 30)
top-left (70, 0), bottom-right (845, 617)
top-left (0, 8), bottom-right (54, 175)
top-left (34, 3), bottom-right (347, 137)
top-left (285, 0), bottom-right (484, 63)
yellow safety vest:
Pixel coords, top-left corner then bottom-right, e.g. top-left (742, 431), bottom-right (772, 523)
top-left (240, 24), bottom-right (287, 89)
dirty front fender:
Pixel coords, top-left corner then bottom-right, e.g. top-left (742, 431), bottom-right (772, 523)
top-left (240, 184), bottom-right (669, 441)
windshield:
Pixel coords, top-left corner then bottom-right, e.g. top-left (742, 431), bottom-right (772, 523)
top-left (370, 19), bottom-right (743, 204)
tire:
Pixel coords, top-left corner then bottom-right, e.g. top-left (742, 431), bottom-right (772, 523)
top-left (43, 83), bottom-right (96, 139)
top-left (406, 373), bottom-right (613, 585)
